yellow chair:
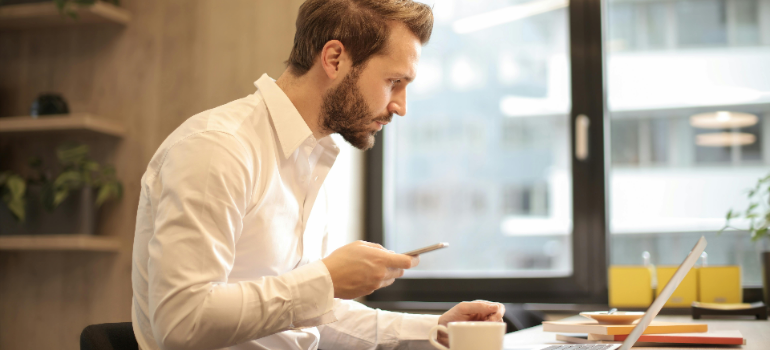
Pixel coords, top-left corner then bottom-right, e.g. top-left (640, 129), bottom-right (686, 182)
top-left (609, 266), bottom-right (654, 308)
top-left (698, 266), bottom-right (742, 304)
top-left (656, 266), bottom-right (698, 307)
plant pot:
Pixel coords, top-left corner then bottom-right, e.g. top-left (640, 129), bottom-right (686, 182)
top-left (0, 185), bottom-right (95, 235)
top-left (764, 252), bottom-right (770, 305)
top-left (0, 0), bottom-right (52, 6)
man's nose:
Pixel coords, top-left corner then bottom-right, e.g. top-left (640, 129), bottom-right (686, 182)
top-left (388, 90), bottom-right (407, 116)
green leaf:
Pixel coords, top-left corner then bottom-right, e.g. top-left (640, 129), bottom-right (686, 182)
top-left (95, 182), bottom-right (123, 207)
top-left (53, 189), bottom-right (70, 207)
top-left (752, 227), bottom-right (768, 242)
top-left (2, 175), bottom-right (26, 222)
top-left (95, 185), bottom-right (113, 207)
top-left (747, 203), bottom-right (758, 214)
top-left (6, 175), bottom-right (26, 199)
top-left (101, 164), bottom-right (116, 178)
top-left (56, 143), bottom-right (89, 165)
top-left (6, 196), bottom-right (25, 222)
top-left (53, 170), bottom-right (83, 189)
top-left (6, 197), bottom-right (25, 222)
top-left (726, 209), bottom-right (735, 220)
top-left (84, 161), bottom-right (100, 172)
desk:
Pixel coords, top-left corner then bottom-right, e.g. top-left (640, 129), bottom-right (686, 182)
top-left (504, 315), bottom-right (769, 350)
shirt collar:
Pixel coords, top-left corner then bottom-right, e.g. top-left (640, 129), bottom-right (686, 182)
top-left (254, 74), bottom-right (318, 159)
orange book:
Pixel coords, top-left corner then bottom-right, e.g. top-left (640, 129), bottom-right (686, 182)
top-left (542, 321), bottom-right (708, 335)
top-left (588, 330), bottom-right (745, 345)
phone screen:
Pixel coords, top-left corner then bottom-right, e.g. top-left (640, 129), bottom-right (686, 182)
top-left (401, 242), bottom-right (449, 256)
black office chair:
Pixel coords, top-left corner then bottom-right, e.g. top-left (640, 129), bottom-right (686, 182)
top-left (80, 322), bottom-right (138, 350)
top-left (503, 303), bottom-right (546, 332)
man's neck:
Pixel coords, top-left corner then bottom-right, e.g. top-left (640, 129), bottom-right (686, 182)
top-left (275, 68), bottom-right (329, 140)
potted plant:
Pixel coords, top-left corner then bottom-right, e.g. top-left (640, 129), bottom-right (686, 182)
top-left (720, 173), bottom-right (770, 304)
top-left (0, 0), bottom-right (120, 19)
top-left (0, 143), bottom-right (122, 235)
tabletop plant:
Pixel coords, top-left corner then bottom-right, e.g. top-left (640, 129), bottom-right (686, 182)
top-left (719, 173), bottom-right (770, 243)
top-left (0, 0), bottom-right (121, 19)
top-left (54, 0), bottom-right (120, 19)
top-left (0, 143), bottom-right (122, 222)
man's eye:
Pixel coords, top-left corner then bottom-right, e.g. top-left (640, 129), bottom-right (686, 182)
top-left (390, 79), bottom-right (401, 85)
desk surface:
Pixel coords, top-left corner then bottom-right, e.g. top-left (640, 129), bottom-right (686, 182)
top-left (504, 315), bottom-right (769, 350)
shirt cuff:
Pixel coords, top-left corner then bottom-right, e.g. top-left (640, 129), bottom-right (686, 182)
top-left (283, 260), bottom-right (337, 329)
top-left (399, 313), bottom-right (440, 340)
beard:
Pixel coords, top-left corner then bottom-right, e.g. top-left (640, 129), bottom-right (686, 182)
top-left (320, 67), bottom-right (392, 150)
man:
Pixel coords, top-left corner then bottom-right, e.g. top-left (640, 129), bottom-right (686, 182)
top-left (131, 1), bottom-right (505, 349)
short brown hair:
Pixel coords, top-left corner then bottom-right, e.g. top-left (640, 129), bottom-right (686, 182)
top-left (287, 0), bottom-right (434, 76)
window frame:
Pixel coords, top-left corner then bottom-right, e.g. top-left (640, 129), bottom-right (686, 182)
top-left (364, 0), bottom-right (610, 304)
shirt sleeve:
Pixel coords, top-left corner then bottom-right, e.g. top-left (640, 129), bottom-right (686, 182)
top-left (147, 131), bottom-right (336, 350)
top-left (317, 299), bottom-right (440, 350)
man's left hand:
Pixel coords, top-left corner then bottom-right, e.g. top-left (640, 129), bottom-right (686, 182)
top-left (436, 300), bottom-right (506, 346)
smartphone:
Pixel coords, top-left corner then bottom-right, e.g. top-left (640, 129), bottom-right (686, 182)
top-left (401, 242), bottom-right (449, 256)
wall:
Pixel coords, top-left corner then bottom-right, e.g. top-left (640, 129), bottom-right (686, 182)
top-left (0, 1), bottom-right (363, 349)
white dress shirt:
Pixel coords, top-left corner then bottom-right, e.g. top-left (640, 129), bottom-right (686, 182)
top-left (131, 74), bottom-right (439, 350)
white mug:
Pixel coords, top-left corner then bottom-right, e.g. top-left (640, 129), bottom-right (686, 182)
top-left (429, 321), bottom-right (506, 350)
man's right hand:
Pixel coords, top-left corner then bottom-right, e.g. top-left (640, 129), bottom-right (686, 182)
top-left (321, 241), bottom-right (418, 299)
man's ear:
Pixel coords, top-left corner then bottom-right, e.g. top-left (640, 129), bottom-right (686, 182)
top-left (320, 40), bottom-right (348, 81)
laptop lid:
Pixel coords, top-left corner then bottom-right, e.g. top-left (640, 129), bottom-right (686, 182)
top-left (618, 236), bottom-right (707, 350)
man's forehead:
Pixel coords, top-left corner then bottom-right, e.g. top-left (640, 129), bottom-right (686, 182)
top-left (372, 25), bottom-right (422, 77)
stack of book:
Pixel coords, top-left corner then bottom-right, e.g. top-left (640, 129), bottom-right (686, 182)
top-left (543, 320), bottom-right (746, 346)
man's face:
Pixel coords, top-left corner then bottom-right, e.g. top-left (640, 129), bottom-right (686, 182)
top-left (320, 23), bottom-right (422, 150)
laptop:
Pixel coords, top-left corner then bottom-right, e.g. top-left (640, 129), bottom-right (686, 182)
top-left (509, 236), bottom-right (707, 350)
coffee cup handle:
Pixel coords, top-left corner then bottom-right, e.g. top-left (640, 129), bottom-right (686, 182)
top-left (429, 325), bottom-right (449, 350)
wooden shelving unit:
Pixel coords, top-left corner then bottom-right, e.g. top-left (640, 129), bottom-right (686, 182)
top-left (0, 1), bottom-right (130, 29)
top-left (0, 234), bottom-right (121, 252)
top-left (0, 114), bottom-right (125, 252)
top-left (0, 113), bottom-right (125, 137)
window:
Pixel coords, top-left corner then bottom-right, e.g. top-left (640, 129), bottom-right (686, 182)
top-left (366, 0), bottom-right (608, 303)
top-left (606, 0), bottom-right (770, 286)
top-left (368, 0), bottom-right (769, 303)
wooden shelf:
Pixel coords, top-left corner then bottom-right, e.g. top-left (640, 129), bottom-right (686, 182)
top-left (0, 234), bottom-right (121, 252)
top-left (0, 113), bottom-right (125, 137)
top-left (0, 1), bottom-right (130, 29)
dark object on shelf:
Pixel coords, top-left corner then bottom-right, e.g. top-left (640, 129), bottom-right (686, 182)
top-left (692, 301), bottom-right (767, 320)
top-left (80, 322), bottom-right (138, 350)
top-left (30, 93), bottom-right (69, 117)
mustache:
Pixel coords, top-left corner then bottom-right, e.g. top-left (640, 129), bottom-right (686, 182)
top-left (374, 113), bottom-right (393, 124)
